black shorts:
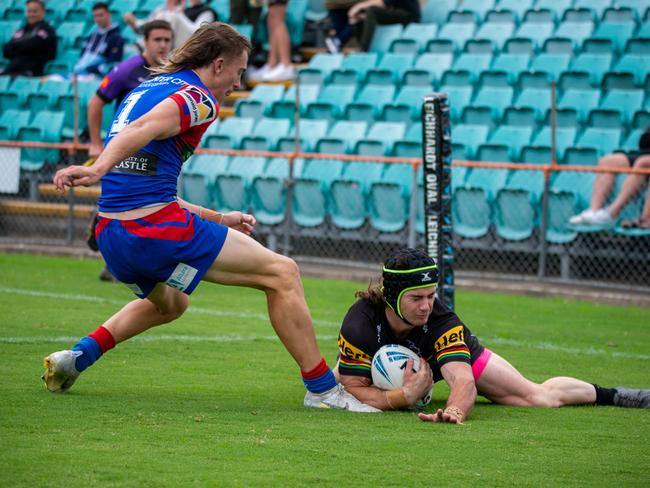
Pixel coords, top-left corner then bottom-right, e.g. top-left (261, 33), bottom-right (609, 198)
top-left (616, 150), bottom-right (650, 166)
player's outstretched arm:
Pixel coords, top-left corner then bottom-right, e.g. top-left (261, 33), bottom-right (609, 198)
top-left (419, 361), bottom-right (476, 424)
top-left (53, 98), bottom-right (182, 191)
top-left (176, 197), bottom-right (257, 235)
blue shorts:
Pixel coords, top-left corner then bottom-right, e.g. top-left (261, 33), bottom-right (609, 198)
top-left (95, 202), bottom-right (228, 298)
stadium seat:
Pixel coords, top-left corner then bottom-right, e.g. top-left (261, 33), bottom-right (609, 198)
top-left (305, 84), bottom-right (357, 122)
top-left (355, 121), bottom-right (407, 156)
top-left (591, 21), bottom-right (637, 53)
top-left (235, 84), bottom-right (286, 118)
top-left (632, 110), bottom-right (650, 130)
top-left (558, 71), bottom-right (593, 92)
top-left (365, 53), bottom-right (416, 85)
top-left (277, 118), bottom-right (329, 153)
top-left (453, 52), bottom-right (493, 83)
top-left (343, 84), bottom-right (395, 123)
top-left (558, 88), bottom-right (601, 123)
top-left (0, 76), bottom-right (41, 111)
top-left (453, 167), bottom-right (508, 238)
top-left (297, 53), bottom-right (344, 85)
top-left (26, 78), bottom-right (72, 113)
top-left (55, 21), bottom-right (87, 50)
top-left (502, 106), bottom-right (537, 127)
top-left (473, 86), bottom-right (515, 124)
top-left (461, 106), bottom-right (496, 129)
top-left (330, 52), bottom-right (378, 85)
top-left (381, 85), bottom-right (429, 123)
top-left (602, 71), bottom-right (637, 91)
top-left (269, 84), bottom-right (320, 120)
top-left (0, 20), bottom-right (20, 46)
top-left (602, 6), bottom-right (640, 23)
top-left (494, 169), bottom-right (544, 240)
top-left (330, 161), bottom-right (385, 230)
top-left (369, 24), bottom-right (404, 53)
top-left (581, 37), bottom-right (616, 55)
top-left (457, 0), bottom-right (495, 20)
top-left (569, 53), bottom-right (613, 86)
top-left (547, 172), bottom-right (582, 243)
top-left (18, 110), bottom-right (65, 171)
top-left (533, 127), bottom-right (577, 163)
top-left (576, 128), bottom-right (623, 157)
top-left (600, 89), bottom-right (646, 125)
top-left (241, 117), bottom-right (291, 151)
top-left (452, 124), bottom-right (490, 160)
top-left (477, 70), bottom-right (511, 89)
top-left (0, 109), bottom-right (30, 140)
top-left (613, 54), bottom-right (650, 85)
top-left (586, 109), bottom-right (624, 130)
top-left (402, 53), bottom-right (453, 86)
top-left (534, 0), bottom-right (573, 20)
top-left (250, 157), bottom-right (290, 226)
top-left (369, 162), bottom-right (413, 233)
top-left (213, 156), bottom-right (267, 213)
top-left (530, 53), bottom-right (571, 81)
top-left (562, 146), bottom-right (599, 166)
top-left (315, 120), bottom-right (368, 154)
top-left (489, 125), bottom-right (534, 161)
top-left (514, 19), bottom-right (555, 49)
top-left (420, 0), bottom-right (457, 24)
top-left (474, 20), bottom-right (516, 51)
top-left (438, 21), bottom-right (477, 52)
top-left (621, 128), bottom-right (645, 151)
top-left (438, 84), bottom-right (474, 121)
top-left (520, 145), bottom-right (553, 164)
top-left (497, 0), bottom-right (535, 22)
top-left (624, 37), bottom-right (650, 55)
top-left (205, 116), bottom-right (255, 149)
top-left (476, 143), bottom-right (511, 163)
top-left (390, 23), bottom-right (438, 54)
top-left (491, 51), bottom-right (532, 84)
top-left (292, 158), bottom-right (344, 227)
top-left (181, 155), bottom-right (230, 208)
top-left (515, 87), bottom-right (552, 121)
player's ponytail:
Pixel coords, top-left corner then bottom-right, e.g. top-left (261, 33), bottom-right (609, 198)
top-left (150, 22), bottom-right (252, 75)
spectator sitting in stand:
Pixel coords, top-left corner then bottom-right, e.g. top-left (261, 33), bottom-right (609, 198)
top-left (348, 0), bottom-right (420, 52)
top-left (248, 0), bottom-right (295, 82)
top-left (123, 0), bottom-right (218, 49)
top-left (324, 0), bottom-right (361, 54)
top-left (1, 0), bottom-right (57, 77)
top-left (569, 128), bottom-right (650, 230)
top-left (73, 2), bottom-right (124, 80)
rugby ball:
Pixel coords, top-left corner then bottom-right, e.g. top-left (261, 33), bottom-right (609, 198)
top-left (371, 344), bottom-right (433, 409)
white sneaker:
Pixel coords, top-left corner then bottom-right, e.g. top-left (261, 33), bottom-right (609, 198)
top-left (569, 208), bottom-right (613, 226)
top-left (325, 36), bottom-right (341, 54)
top-left (247, 64), bottom-right (271, 81)
top-left (569, 208), bottom-right (597, 225)
top-left (304, 384), bottom-right (381, 412)
top-left (42, 350), bottom-right (81, 392)
top-left (262, 63), bottom-right (295, 82)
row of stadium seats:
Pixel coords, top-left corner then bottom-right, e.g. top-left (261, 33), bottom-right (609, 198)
top-left (179, 154), bottom-right (649, 241)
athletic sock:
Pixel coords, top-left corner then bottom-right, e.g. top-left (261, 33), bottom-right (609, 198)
top-left (301, 357), bottom-right (337, 394)
top-left (71, 326), bottom-right (116, 372)
top-left (593, 383), bottom-right (616, 406)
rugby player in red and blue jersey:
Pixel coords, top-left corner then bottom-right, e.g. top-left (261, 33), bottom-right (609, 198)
top-left (43, 23), bottom-right (377, 412)
top-left (337, 248), bottom-right (650, 422)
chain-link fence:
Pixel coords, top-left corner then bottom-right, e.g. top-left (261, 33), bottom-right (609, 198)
top-left (1, 141), bottom-right (648, 289)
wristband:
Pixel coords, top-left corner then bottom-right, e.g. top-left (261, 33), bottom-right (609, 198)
top-left (385, 389), bottom-right (409, 410)
top-left (443, 406), bottom-right (465, 423)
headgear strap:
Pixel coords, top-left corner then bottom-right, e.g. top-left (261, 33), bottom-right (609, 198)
top-left (382, 265), bottom-right (438, 322)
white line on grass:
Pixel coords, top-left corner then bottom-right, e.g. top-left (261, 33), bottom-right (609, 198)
top-left (1, 287), bottom-right (648, 361)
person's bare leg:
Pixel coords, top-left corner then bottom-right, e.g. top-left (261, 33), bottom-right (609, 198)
top-left (268, 4), bottom-right (291, 66)
top-left (102, 283), bottom-right (189, 343)
top-left (607, 155), bottom-right (650, 219)
top-left (476, 352), bottom-right (596, 407)
top-left (590, 153), bottom-right (629, 210)
top-left (203, 230), bottom-right (321, 371)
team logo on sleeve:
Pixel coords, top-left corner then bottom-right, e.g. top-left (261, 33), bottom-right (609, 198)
top-left (434, 325), bottom-right (466, 352)
top-left (177, 85), bottom-right (217, 127)
top-left (338, 334), bottom-right (372, 361)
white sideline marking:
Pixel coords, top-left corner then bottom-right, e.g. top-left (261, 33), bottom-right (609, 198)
top-left (1, 287), bottom-right (648, 361)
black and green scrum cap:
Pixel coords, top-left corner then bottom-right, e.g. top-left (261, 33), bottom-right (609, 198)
top-left (382, 263), bottom-right (438, 321)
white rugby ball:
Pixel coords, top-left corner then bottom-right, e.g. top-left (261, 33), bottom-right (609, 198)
top-left (371, 344), bottom-right (433, 409)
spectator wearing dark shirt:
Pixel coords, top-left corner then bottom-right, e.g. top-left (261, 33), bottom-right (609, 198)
top-left (74, 2), bottom-right (125, 78)
top-left (1, 0), bottom-right (57, 77)
top-left (86, 20), bottom-right (173, 159)
top-left (570, 129), bottom-right (650, 229)
top-left (348, 0), bottom-right (420, 52)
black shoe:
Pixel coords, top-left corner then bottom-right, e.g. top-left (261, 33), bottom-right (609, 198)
top-left (613, 387), bottom-right (650, 408)
top-left (99, 267), bottom-right (116, 282)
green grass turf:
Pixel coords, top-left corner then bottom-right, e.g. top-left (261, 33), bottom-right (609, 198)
top-left (0, 253), bottom-right (649, 487)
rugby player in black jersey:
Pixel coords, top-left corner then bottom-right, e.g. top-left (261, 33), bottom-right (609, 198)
top-left (336, 248), bottom-right (650, 423)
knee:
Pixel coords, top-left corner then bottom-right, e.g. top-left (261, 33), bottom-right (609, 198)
top-left (158, 293), bottom-right (189, 322)
top-left (267, 254), bottom-right (302, 293)
top-left (527, 383), bottom-right (562, 408)
top-left (598, 153), bottom-right (628, 168)
top-left (634, 155), bottom-right (650, 168)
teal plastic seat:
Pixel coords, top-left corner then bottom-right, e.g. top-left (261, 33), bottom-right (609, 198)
top-left (381, 85), bottom-right (429, 123)
top-left (613, 54), bottom-right (650, 84)
top-left (277, 118), bottom-right (329, 153)
top-left (498, 0), bottom-right (534, 21)
top-left (494, 169), bottom-right (544, 240)
top-left (458, 0), bottom-right (495, 20)
top-left (438, 22), bottom-right (477, 52)
top-left (18, 110), bottom-right (65, 170)
top-left (624, 37), bottom-right (650, 55)
top-left (591, 21), bottom-right (636, 53)
top-left (600, 89), bottom-right (645, 125)
top-left (558, 88), bottom-right (601, 123)
top-left (474, 21), bottom-right (515, 51)
top-left (330, 53), bottom-right (378, 85)
top-left (460, 106), bottom-right (495, 129)
top-left (547, 173), bottom-right (580, 243)
top-left (587, 108), bottom-right (624, 129)
top-left (355, 121), bottom-right (407, 156)
top-left (343, 84), bottom-right (395, 122)
top-left (473, 86), bottom-right (514, 123)
top-left (515, 88), bottom-right (552, 121)
top-left (520, 145), bottom-right (553, 164)
top-left (491, 52), bottom-right (531, 84)
top-left (452, 53), bottom-right (493, 82)
top-left (316, 120), bottom-right (368, 154)
top-left (574, 0), bottom-right (612, 18)
top-left (514, 21), bottom-right (555, 49)
top-left (602, 72), bottom-right (637, 91)
top-left (0, 76), bottom-right (41, 111)
top-left (297, 53), bottom-right (344, 85)
top-left (534, 0), bottom-right (574, 20)
top-left (293, 159), bottom-right (344, 227)
top-left (305, 84), bottom-right (357, 121)
top-left (250, 157), bottom-right (290, 225)
top-left (235, 84), bottom-right (286, 118)
top-left (365, 53), bottom-right (416, 85)
top-left (269, 84), bottom-right (320, 120)
top-left (402, 53), bottom-right (453, 86)
top-left (420, 0), bottom-right (456, 24)
top-left (0, 109), bottom-right (31, 140)
top-left (0, 20), bottom-right (20, 45)
top-left (330, 162), bottom-right (385, 230)
top-left (392, 140), bottom-right (422, 157)
top-left (27, 77), bottom-right (72, 112)
top-left (533, 127), bottom-right (577, 162)
top-left (576, 128), bottom-right (622, 157)
top-left (213, 156), bottom-right (267, 212)
top-left (530, 53), bottom-right (571, 81)
top-left (438, 84), bottom-right (474, 121)
top-left (55, 21), bottom-right (87, 50)
top-left (369, 24), bottom-right (404, 53)
top-left (181, 155), bottom-right (230, 208)
top-left (569, 53), bottom-right (613, 86)
top-left (477, 143), bottom-right (511, 162)
top-left (502, 106), bottom-right (537, 127)
top-left (488, 125), bottom-right (534, 161)
top-left (390, 23), bottom-right (438, 54)
top-left (621, 128), bottom-right (645, 151)
top-left (241, 117), bottom-right (291, 151)
top-left (562, 146), bottom-right (599, 166)
top-left (452, 124), bottom-right (490, 160)
top-left (205, 117), bottom-right (255, 149)
top-left (369, 162), bottom-right (413, 233)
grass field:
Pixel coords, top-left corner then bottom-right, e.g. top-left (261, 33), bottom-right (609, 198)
top-left (0, 252), bottom-right (649, 487)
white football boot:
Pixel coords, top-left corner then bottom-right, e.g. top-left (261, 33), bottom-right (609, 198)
top-left (42, 350), bottom-right (81, 392)
top-left (304, 384), bottom-right (381, 412)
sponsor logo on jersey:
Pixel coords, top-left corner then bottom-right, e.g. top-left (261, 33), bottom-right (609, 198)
top-left (434, 325), bottom-right (465, 352)
top-left (111, 151), bottom-right (158, 175)
top-left (338, 334), bottom-right (372, 361)
top-left (165, 263), bottom-right (198, 292)
top-left (177, 85), bottom-right (216, 127)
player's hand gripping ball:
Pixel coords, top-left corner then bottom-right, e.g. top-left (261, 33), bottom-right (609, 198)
top-left (371, 344), bottom-right (433, 409)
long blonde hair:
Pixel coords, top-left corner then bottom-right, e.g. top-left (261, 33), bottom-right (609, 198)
top-left (150, 22), bottom-right (252, 75)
